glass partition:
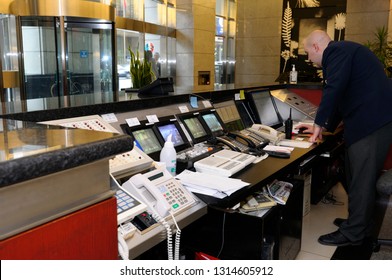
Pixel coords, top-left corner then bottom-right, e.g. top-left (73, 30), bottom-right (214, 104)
top-left (0, 15), bottom-right (20, 105)
top-left (116, 29), bottom-right (143, 90)
top-left (215, 0), bottom-right (236, 90)
top-left (116, 0), bottom-right (144, 20)
top-left (21, 17), bottom-right (114, 101)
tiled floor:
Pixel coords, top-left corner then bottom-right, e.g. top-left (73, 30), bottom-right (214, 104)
top-left (296, 182), bottom-right (348, 260)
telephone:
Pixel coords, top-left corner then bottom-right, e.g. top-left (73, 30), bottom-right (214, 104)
top-left (109, 146), bottom-right (154, 176)
top-left (110, 174), bottom-right (147, 225)
top-left (248, 124), bottom-right (285, 145)
top-left (122, 166), bottom-right (196, 218)
top-left (212, 135), bottom-right (249, 153)
top-left (234, 129), bottom-right (269, 149)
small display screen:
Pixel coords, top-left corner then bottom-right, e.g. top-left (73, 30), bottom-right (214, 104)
top-left (157, 123), bottom-right (185, 147)
top-left (202, 113), bottom-right (224, 133)
top-left (132, 128), bottom-right (161, 154)
top-left (183, 117), bottom-right (208, 139)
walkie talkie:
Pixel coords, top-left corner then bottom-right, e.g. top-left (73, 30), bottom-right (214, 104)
top-left (285, 108), bottom-right (293, 139)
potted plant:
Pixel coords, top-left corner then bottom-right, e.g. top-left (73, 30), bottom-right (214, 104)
top-left (128, 46), bottom-right (156, 89)
top-left (364, 26), bottom-right (392, 77)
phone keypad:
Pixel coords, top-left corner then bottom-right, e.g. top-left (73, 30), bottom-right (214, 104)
top-left (116, 189), bottom-right (137, 214)
top-left (162, 181), bottom-right (190, 211)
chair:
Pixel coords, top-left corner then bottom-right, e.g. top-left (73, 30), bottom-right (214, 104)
top-left (373, 169), bottom-right (392, 251)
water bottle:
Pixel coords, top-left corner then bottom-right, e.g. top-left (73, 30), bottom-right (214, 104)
top-left (160, 134), bottom-right (177, 176)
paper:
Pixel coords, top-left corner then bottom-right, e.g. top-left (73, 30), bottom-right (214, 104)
top-left (190, 96), bottom-right (198, 108)
top-left (125, 117), bottom-right (140, 127)
top-left (176, 170), bottom-right (249, 198)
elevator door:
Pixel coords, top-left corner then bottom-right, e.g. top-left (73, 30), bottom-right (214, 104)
top-left (21, 17), bottom-right (114, 102)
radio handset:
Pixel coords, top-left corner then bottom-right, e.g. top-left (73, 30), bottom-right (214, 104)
top-left (285, 108), bottom-right (293, 139)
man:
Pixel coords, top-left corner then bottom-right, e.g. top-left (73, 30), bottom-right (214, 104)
top-left (152, 52), bottom-right (161, 78)
top-left (302, 30), bottom-right (392, 246)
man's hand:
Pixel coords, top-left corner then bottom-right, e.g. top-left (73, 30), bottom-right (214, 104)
top-left (309, 124), bottom-right (323, 143)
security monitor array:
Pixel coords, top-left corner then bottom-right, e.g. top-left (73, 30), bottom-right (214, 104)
top-left (120, 109), bottom-right (273, 173)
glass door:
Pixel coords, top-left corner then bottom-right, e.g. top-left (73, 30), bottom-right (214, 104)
top-left (20, 16), bottom-right (114, 102)
top-left (65, 20), bottom-right (114, 103)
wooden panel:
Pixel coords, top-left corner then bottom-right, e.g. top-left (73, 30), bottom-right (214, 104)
top-left (0, 197), bottom-right (117, 260)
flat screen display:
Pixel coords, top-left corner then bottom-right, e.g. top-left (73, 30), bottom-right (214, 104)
top-left (183, 117), bottom-right (208, 139)
top-left (157, 123), bottom-right (185, 147)
top-left (201, 113), bottom-right (224, 133)
top-left (250, 90), bottom-right (282, 127)
top-left (132, 128), bottom-right (161, 154)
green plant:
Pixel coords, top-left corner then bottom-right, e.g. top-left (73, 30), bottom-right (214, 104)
top-left (128, 46), bottom-right (156, 88)
top-left (364, 26), bottom-right (392, 77)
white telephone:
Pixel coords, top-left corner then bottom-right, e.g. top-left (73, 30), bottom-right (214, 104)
top-left (122, 166), bottom-right (196, 218)
top-left (248, 124), bottom-right (285, 145)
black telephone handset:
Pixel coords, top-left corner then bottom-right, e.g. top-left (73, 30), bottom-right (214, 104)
top-left (227, 131), bottom-right (258, 148)
top-left (214, 136), bottom-right (242, 152)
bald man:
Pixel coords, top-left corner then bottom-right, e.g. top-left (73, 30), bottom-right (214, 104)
top-left (303, 30), bottom-right (392, 247)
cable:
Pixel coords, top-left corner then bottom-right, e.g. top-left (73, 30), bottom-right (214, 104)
top-left (151, 211), bottom-right (173, 260)
top-left (216, 211), bottom-right (226, 258)
top-left (117, 230), bottom-right (129, 260)
top-left (321, 192), bottom-right (344, 205)
top-left (170, 212), bottom-right (181, 260)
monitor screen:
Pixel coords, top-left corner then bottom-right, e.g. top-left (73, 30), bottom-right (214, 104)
top-left (250, 90), bottom-right (282, 127)
top-left (132, 128), bottom-right (162, 154)
top-left (183, 117), bottom-right (208, 139)
top-left (157, 123), bottom-right (185, 147)
top-left (201, 113), bottom-right (224, 133)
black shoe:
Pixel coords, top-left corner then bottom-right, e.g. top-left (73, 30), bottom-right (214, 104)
top-left (333, 218), bottom-right (347, 227)
top-left (318, 230), bottom-right (362, 247)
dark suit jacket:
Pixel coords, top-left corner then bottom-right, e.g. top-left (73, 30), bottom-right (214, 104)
top-left (315, 40), bottom-right (392, 146)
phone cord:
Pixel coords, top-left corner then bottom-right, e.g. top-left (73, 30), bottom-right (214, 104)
top-left (152, 212), bottom-right (173, 260)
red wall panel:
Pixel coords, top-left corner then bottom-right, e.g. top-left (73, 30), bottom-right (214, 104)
top-left (0, 197), bottom-right (118, 260)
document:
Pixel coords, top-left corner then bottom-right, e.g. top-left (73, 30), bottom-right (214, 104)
top-left (176, 169), bottom-right (250, 198)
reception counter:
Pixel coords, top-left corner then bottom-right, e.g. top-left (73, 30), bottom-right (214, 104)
top-left (0, 118), bottom-right (133, 259)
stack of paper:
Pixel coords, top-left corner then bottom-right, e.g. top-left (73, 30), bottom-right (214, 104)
top-left (176, 170), bottom-right (250, 198)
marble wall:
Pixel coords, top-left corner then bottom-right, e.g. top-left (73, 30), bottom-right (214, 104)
top-left (345, 0), bottom-right (391, 43)
top-left (176, 0), bottom-right (215, 93)
top-left (235, 0), bottom-right (282, 87)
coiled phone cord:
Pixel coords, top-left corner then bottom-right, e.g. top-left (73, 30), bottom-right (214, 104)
top-left (171, 212), bottom-right (181, 260)
top-left (151, 211), bottom-right (173, 260)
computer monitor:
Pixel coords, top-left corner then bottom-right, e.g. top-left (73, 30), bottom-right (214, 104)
top-left (137, 77), bottom-right (174, 97)
top-left (246, 89), bottom-right (283, 128)
top-left (235, 100), bottom-right (254, 129)
top-left (200, 110), bottom-right (226, 137)
top-left (154, 118), bottom-right (190, 152)
top-left (131, 128), bottom-right (162, 154)
top-left (120, 123), bottom-right (162, 160)
top-left (177, 112), bottom-right (211, 144)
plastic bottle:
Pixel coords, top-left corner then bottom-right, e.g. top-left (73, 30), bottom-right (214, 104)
top-left (160, 134), bottom-right (177, 176)
top-left (289, 64), bottom-right (298, 84)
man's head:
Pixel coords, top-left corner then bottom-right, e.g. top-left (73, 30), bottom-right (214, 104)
top-left (303, 30), bottom-right (332, 67)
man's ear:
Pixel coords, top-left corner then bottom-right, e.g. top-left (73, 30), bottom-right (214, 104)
top-left (313, 43), bottom-right (320, 52)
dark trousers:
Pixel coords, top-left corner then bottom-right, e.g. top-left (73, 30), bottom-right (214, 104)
top-left (340, 121), bottom-right (392, 241)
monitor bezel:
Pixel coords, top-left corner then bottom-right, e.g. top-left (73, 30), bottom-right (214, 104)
top-left (176, 111), bottom-right (212, 144)
top-left (198, 109), bottom-right (227, 138)
top-left (120, 121), bottom-right (162, 160)
top-left (246, 88), bottom-right (283, 128)
top-left (153, 116), bottom-right (191, 152)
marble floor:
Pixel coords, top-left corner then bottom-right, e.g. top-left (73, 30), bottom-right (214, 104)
top-left (296, 182), bottom-right (348, 260)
